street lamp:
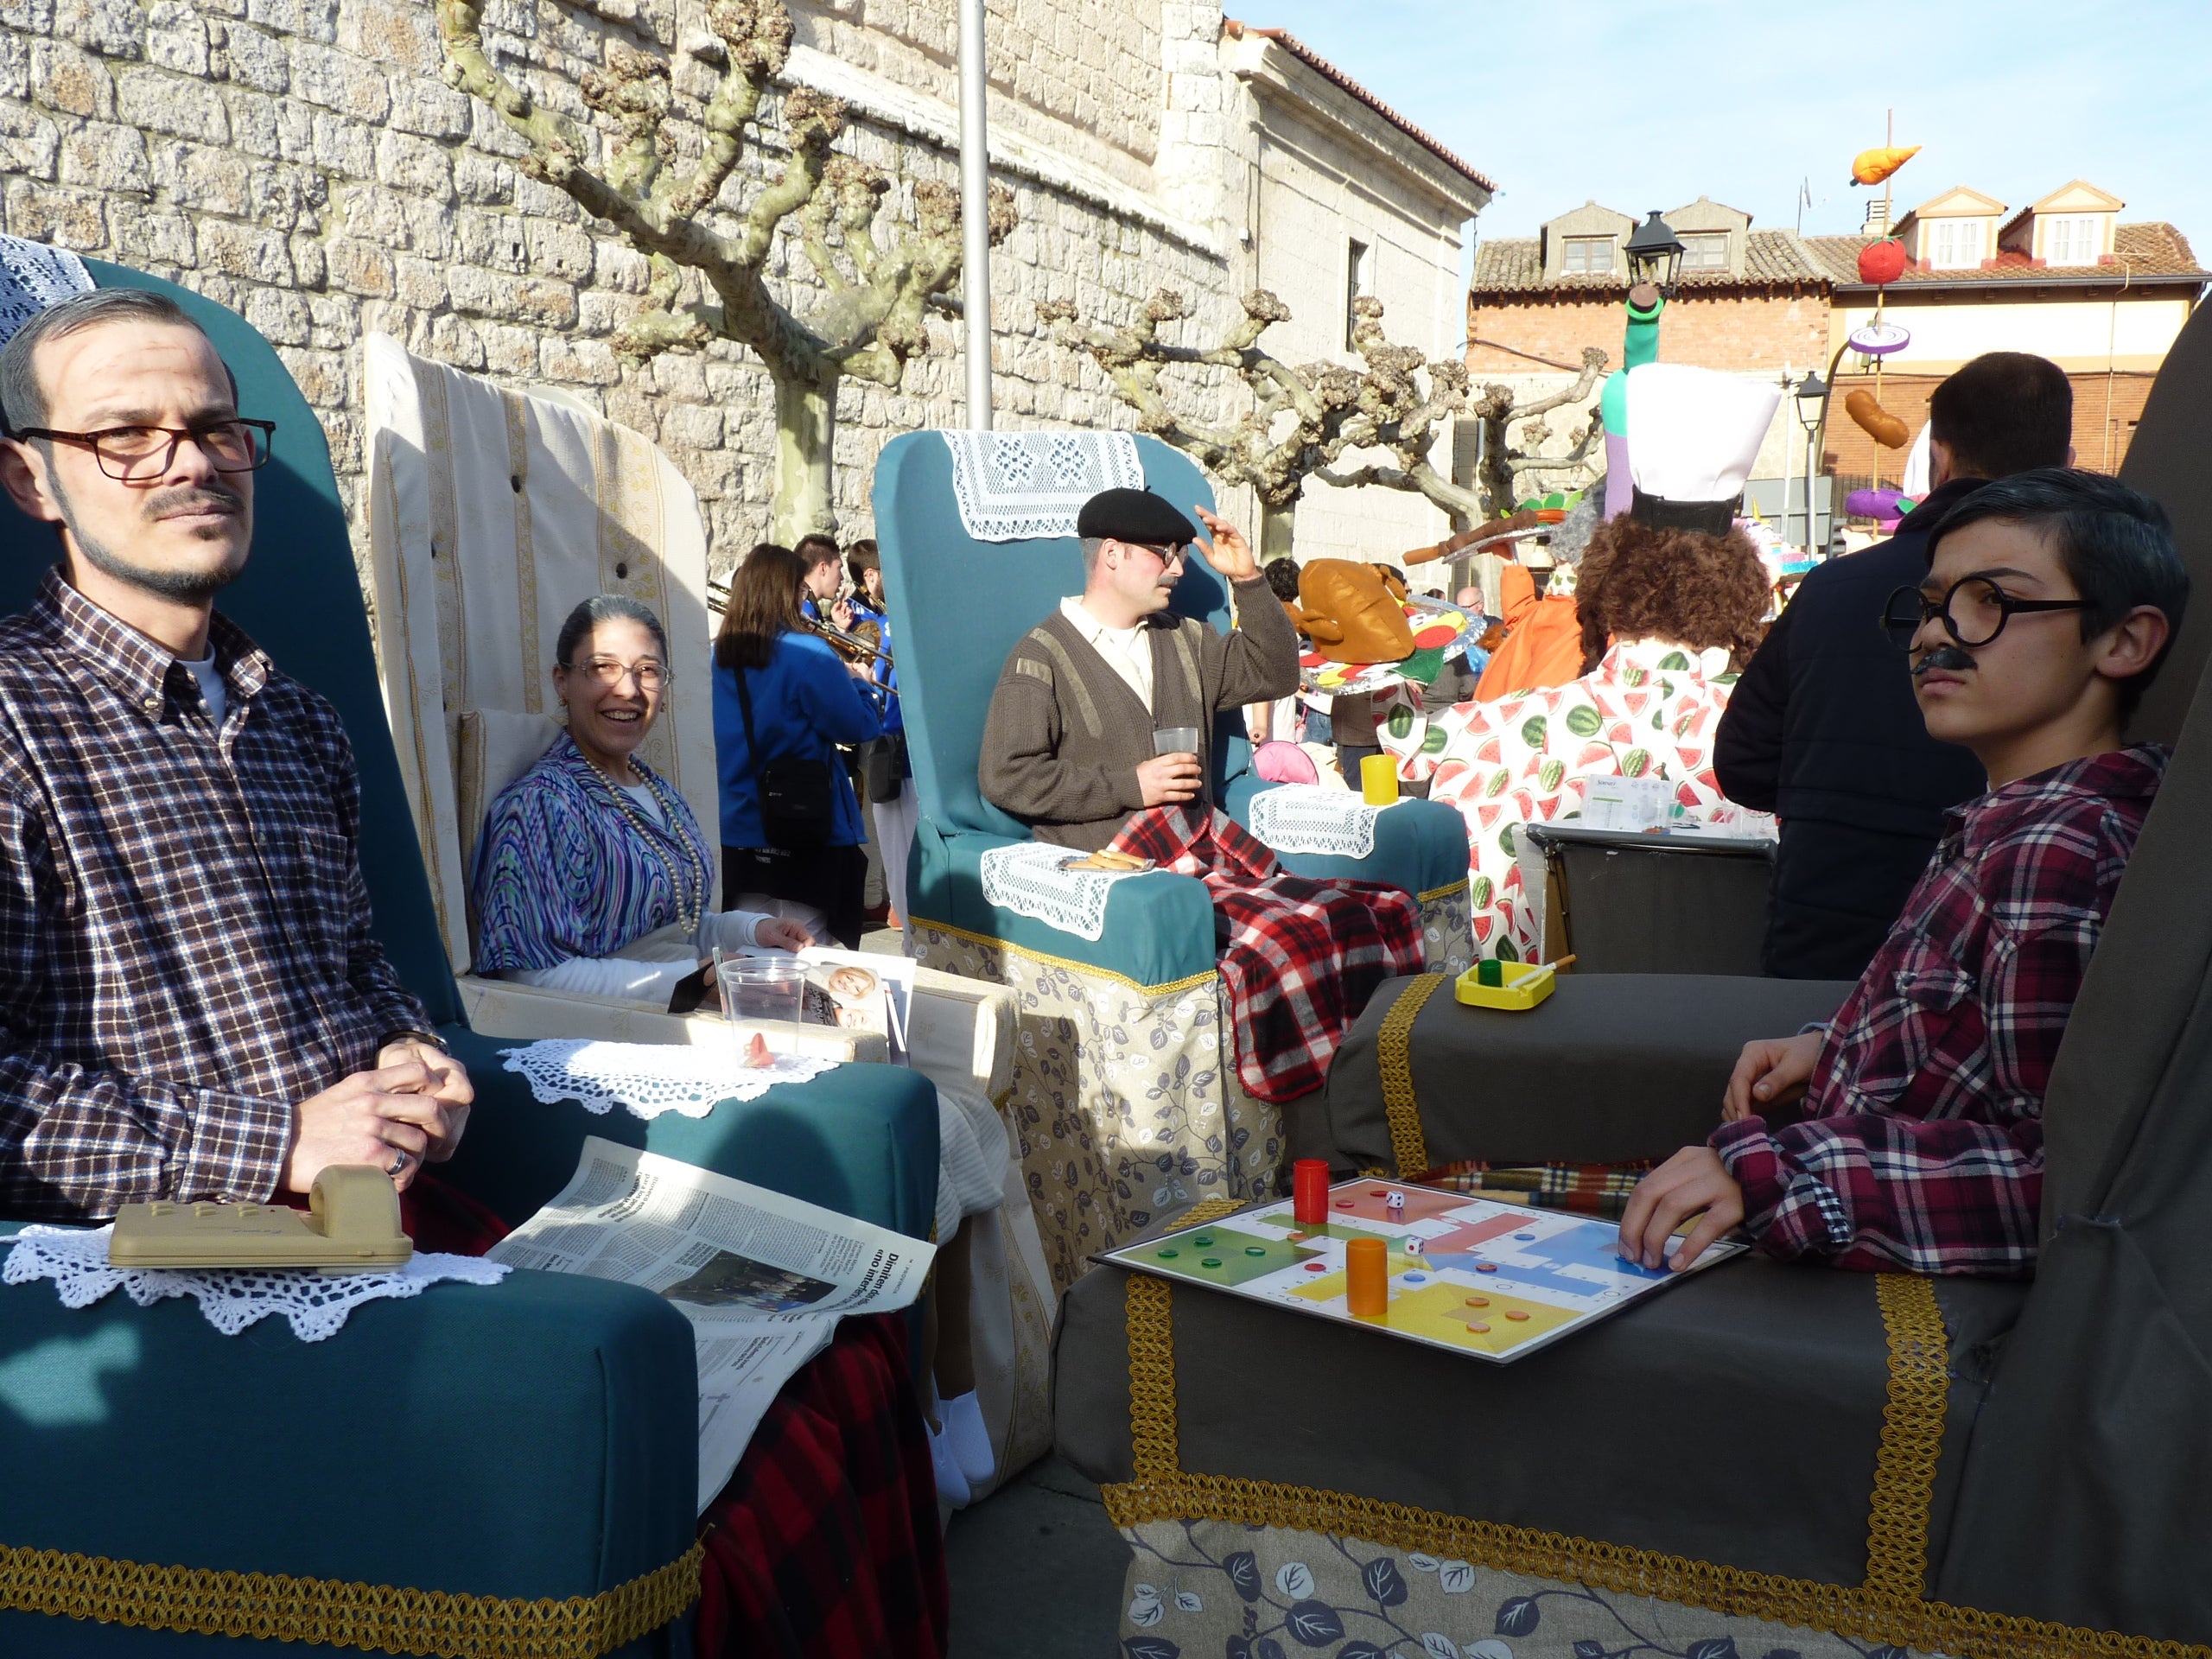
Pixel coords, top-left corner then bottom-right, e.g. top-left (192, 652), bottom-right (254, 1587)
top-left (1794, 372), bottom-right (1828, 552)
top-left (1624, 211), bottom-right (1686, 293)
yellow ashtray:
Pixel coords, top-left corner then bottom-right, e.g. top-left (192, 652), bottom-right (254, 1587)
top-left (1452, 960), bottom-right (1557, 1012)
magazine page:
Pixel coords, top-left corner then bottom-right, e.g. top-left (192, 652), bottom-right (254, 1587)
top-left (488, 1137), bottom-right (937, 1510)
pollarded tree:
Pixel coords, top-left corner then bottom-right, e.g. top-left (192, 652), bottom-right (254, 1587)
top-left (440, 0), bottom-right (1014, 543)
top-left (1040, 288), bottom-right (1605, 540)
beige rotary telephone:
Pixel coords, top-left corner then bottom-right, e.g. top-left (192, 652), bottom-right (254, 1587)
top-left (108, 1166), bottom-right (414, 1271)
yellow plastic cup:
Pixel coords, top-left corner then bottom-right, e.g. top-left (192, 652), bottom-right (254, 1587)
top-left (1361, 753), bottom-right (1399, 805)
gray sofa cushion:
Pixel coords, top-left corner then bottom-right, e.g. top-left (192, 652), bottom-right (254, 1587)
top-left (1057, 1252), bottom-right (2025, 1587)
top-left (1323, 972), bottom-right (1857, 1173)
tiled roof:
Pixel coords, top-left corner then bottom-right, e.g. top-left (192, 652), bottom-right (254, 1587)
top-left (1804, 222), bottom-right (2208, 287)
top-left (1469, 229), bottom-right (1826, 295)
top-left (1224, 21), bottom-right (1494, 194)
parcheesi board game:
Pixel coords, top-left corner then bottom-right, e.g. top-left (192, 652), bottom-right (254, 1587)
top-left (1102, 1176), bottom-right (1743, 1363)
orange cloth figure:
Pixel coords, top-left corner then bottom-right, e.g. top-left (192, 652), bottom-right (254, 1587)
top-left (1473, 563), bottom-right (1584, 701)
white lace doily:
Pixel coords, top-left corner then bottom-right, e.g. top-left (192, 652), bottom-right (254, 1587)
top-left (979, 842), bottom-right (1143, 941)
top-left (940, 429), bottom-right (1144, 542)
top-left (0, 234), bottom-right (93, 349)
top-left (2, 1226), bottom-right (507, 1343)
top-left (1245, 784), bottom-right (1401, 859)
top-left (501, 1039), bottom-right (842, 1118)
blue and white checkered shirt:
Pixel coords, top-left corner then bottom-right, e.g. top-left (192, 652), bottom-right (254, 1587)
top-left (0, 569), bottom-right (430, 1220)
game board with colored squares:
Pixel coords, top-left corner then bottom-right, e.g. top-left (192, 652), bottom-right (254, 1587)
top-left (1102, 1178), bottom-right (1744, 1363)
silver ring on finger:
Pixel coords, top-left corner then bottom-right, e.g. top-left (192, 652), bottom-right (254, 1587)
top-left (389, 1147), bottom-right (411, 1178)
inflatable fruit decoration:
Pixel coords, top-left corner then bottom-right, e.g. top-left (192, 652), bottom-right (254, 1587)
top-left (1858, 238), bottom-right (1908, 285)
top-left (1851, 144), bottom-right (1920, 185)
top-left (1846, 388), bottom-right (1910, 449)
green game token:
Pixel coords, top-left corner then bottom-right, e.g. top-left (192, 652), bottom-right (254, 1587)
top-left (1244, 1246), bottom-right (1266, 1256)
top-left (1192, 1236), bottom-right (1214, 1247)
top-left (1200, 1258), bottom-right (1222, 1268)
top-left (1157, 1249), bottom-right (1179, 1259)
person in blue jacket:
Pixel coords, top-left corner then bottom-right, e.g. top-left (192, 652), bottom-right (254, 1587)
top-left (713, 542), bottom-right (881, 946)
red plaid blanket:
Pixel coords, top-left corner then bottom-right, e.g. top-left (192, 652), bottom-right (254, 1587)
top-left (1109, 805), bottom-right (1426, 1105)
top-left (696, 1313), bottom-right (946, 1659)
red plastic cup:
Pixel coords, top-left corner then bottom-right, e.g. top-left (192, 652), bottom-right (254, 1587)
top-left (1293, 1159), bottom-right (1330, 1227)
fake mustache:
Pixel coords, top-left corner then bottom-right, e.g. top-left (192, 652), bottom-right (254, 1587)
top-left (1911, 645), bottom-right (1976, 677)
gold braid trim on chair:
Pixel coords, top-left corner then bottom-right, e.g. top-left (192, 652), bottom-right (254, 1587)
top-left (1416, 879), bottom-right (1469, 906)
top-left (1103, 1272), bottom-right (2209, 1659)
top-left (0, 1537), bottom-right (703, 1658)
top-left (915, 918), bottom-right (1221, 999)
top-left (1376, 972), bottom-right (1446, 1179)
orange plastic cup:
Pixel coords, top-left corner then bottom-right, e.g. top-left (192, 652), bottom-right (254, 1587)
top-left (1345, 1236), bottom-right (1388, 1317)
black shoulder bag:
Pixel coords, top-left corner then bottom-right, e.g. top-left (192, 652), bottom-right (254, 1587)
top-left (734, 658), bottom-right (836, 849)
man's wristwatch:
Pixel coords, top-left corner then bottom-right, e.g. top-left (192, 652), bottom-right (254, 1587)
top-left (379, 1028), bottom-right (450, 1055)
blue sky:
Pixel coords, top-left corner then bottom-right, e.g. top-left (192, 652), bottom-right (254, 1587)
top-left (1243, 0), bottom-right (2212, 251)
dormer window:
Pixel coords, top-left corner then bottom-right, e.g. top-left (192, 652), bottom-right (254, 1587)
top-left (1680, 232), bottom-right (1729, 273)
top-left (2044, 214), bottom-right (2103, 264)
top-left (1928, 219), bottom-right (1986, 270)
top-left (1561, 236), bottom-right (1615, 275)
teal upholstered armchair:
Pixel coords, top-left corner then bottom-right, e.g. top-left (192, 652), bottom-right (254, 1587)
top-left (0, 264), bottom-right (936, 1654)
top-left (872, 429), bottom-right (1471, 1291)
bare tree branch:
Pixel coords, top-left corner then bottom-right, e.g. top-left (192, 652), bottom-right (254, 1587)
top-left (1042, 288), bottom-right (1583, 533)
top-left (439, 0), bottom-right (1015, 542)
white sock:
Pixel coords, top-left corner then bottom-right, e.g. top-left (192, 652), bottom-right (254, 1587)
top-left (942, 1389), bottom-right (995, 1486)
top-left (928, 1419), bottom-right (971, 1507)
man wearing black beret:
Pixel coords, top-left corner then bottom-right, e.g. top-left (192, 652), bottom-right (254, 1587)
top-left (978, 488), bottom-right (1299, 850)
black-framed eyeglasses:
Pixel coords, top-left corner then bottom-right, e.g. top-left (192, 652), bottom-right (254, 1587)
top-left (10, 418), bottom-right (275, 482)
top-left (1881, 578), bottom-right (2094, 652)
top-left (563, 656), bottom-right (670, 692)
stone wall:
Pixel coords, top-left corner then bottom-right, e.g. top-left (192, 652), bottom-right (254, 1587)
top-left (1, 0), bottom-right (1251, 582)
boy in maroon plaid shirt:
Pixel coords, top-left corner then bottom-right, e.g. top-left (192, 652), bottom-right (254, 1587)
top-left (1620, 471), bottom-right (2190, 1277)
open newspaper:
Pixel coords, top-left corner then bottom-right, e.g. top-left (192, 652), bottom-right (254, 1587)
top-left (487, 1137), bottom-right (937, 1511)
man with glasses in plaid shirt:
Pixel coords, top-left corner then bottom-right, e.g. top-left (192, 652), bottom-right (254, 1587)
top-left (0, 289), bottom-right (472, 1222)
top-left (1619, 470), bottom-right (2188, 1278)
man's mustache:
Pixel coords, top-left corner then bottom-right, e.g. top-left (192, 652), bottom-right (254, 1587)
top-left (1911, 645), bottom-right (1976, 677)
top-left (144, 482), bottom-right (245, 521)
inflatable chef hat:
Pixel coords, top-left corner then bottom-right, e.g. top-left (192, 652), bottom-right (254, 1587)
top-left (1624, 363), bottom-right (1783, 535)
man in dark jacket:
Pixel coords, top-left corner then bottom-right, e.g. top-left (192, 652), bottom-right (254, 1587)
top-left (1716, 352), bottom-right (2074, 979)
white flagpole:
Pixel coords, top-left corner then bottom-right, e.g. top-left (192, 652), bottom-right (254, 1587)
top-left (958, 0), bottom-right (993, 430)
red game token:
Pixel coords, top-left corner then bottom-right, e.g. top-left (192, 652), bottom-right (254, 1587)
top-left (1504, 1309), bottom-right (1530, 1322)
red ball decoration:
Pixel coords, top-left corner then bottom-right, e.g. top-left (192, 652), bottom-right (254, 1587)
top-left (1858, 238), bottom-right (1908, 285)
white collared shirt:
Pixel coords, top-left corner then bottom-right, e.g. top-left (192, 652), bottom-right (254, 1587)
top-left (1058, 596), bottom-right (1154, 712)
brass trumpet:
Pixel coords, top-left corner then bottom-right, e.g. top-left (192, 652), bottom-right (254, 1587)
top-left (804, 613), bottom-right (894, 672)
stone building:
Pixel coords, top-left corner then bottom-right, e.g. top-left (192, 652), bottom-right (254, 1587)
top-left (1, 0), bottom-right (1489, 579)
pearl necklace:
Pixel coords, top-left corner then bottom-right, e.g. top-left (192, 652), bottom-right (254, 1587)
top-left (601, 765), bottom-right (705, 939)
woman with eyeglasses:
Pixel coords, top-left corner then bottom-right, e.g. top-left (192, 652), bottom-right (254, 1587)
top-left (472, 594), bottom-right (812, 1007)
top-left (713, 543), bottom-right (883, 948)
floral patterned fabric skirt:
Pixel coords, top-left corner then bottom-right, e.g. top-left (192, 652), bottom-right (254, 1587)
top-left (1118, 1518), bottom-right (1930, 1659)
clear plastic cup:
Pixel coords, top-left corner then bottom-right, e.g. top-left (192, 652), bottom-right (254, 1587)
top-left (720, 957), bottom-right (809, 1023)
top-left (1153, 725), bottom-right (1202, 757)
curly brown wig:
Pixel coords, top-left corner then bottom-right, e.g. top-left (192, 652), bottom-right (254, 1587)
top-left (1573, 517), bottom-right (1771, 673)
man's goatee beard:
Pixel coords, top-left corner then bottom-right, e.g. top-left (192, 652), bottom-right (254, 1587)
top-left (55, 478), bottom-right (249, 602)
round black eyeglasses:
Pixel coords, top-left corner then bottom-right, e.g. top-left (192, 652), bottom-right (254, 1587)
top-left (1880, 577), bottom-right (2093, 652)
